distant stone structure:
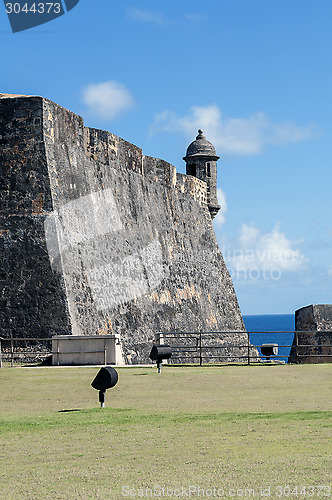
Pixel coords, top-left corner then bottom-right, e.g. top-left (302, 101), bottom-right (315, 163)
top-left (0, 94), bottom-right (248, 363)
top-left (289, 304), bottom-right (332, 363)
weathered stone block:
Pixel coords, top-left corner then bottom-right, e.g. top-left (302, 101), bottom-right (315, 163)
top-left (289, 304), bottom-right (332, 363)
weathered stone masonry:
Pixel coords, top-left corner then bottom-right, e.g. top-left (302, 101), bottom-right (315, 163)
top-left (289, 304), bottom-right (332, 363)
top-left (0, 94), bottom-right (247, 363)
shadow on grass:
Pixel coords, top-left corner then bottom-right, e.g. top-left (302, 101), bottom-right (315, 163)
top-left (58, 409), bottom-right (84, 413)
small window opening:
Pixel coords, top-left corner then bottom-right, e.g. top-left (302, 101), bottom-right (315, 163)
top-left (206, 163), bottom-right (211, 177)
top-left (187, 164), bottom-right (196, 177)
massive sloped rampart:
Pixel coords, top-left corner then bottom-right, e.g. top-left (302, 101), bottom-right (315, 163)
top-left (0, 95), bottom-right (247, 362)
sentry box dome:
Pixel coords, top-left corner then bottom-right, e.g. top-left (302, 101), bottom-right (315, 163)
top-left (261, 343), bottom-right (278, 361)
top-left (149, 344), bottom-right (172, 373)
top-left (91, 366), bottom-right (118, 407)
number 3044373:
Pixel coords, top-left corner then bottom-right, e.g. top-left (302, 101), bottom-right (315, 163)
top-left (5, 3), bottom-right (62, 14)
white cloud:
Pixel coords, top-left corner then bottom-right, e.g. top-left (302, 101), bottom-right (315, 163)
top-left (81, 81), bottom-right (135, 121)
top-left (225, 223), bottom-right (308, 274)
top-left (213, 188), bottom-right (228, 226)
top-left (151, 105), bottom-right (318, 155)
top-left (127, 7), bottom-right (171, 25)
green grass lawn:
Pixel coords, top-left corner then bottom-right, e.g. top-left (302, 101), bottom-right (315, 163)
top-left (0, 364), bottom-right (331, 499)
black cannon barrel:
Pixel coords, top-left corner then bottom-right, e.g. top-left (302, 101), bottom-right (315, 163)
top-left (149, 344), bottom-right (172, 361)
top-left (91, 366), bottom-right (118, 392)
top-left (261, 344), bottom-right (278, 357)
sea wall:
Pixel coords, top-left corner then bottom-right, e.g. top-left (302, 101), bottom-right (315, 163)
top-left (0, 95), bottom-right (247, 363)
top-left (288, 304), bottom-right (332, 363)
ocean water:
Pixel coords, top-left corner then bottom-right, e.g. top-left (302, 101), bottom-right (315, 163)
top-left (243, 314), bottom-right (295, 361)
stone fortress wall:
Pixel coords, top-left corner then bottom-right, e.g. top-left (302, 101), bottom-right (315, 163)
top-left (289, 304), bottom-right (332, 363)
top-left (0, 94), bottom-right (247, 363)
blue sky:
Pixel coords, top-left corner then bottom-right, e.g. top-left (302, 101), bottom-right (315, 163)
top-left (1, 0), bottom-right (331, 315)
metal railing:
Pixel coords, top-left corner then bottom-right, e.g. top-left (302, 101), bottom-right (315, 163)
top-left (0, 337), bottom-right (53, 367)
top-left (155, 330), bottom-right (332, 365)
top-left (1, 330), bottom-right (331, 366)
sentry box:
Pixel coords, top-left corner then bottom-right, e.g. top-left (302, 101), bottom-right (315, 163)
top-left (91, 366), bottom-right (118, 407)
top-left (149, 344), bottom-right (172, 373)
top-left (261, 343), bottom-right (278, 361)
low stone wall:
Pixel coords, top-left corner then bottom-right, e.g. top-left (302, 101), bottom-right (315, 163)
top-left (52, 335), bottom-right (124, 366)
